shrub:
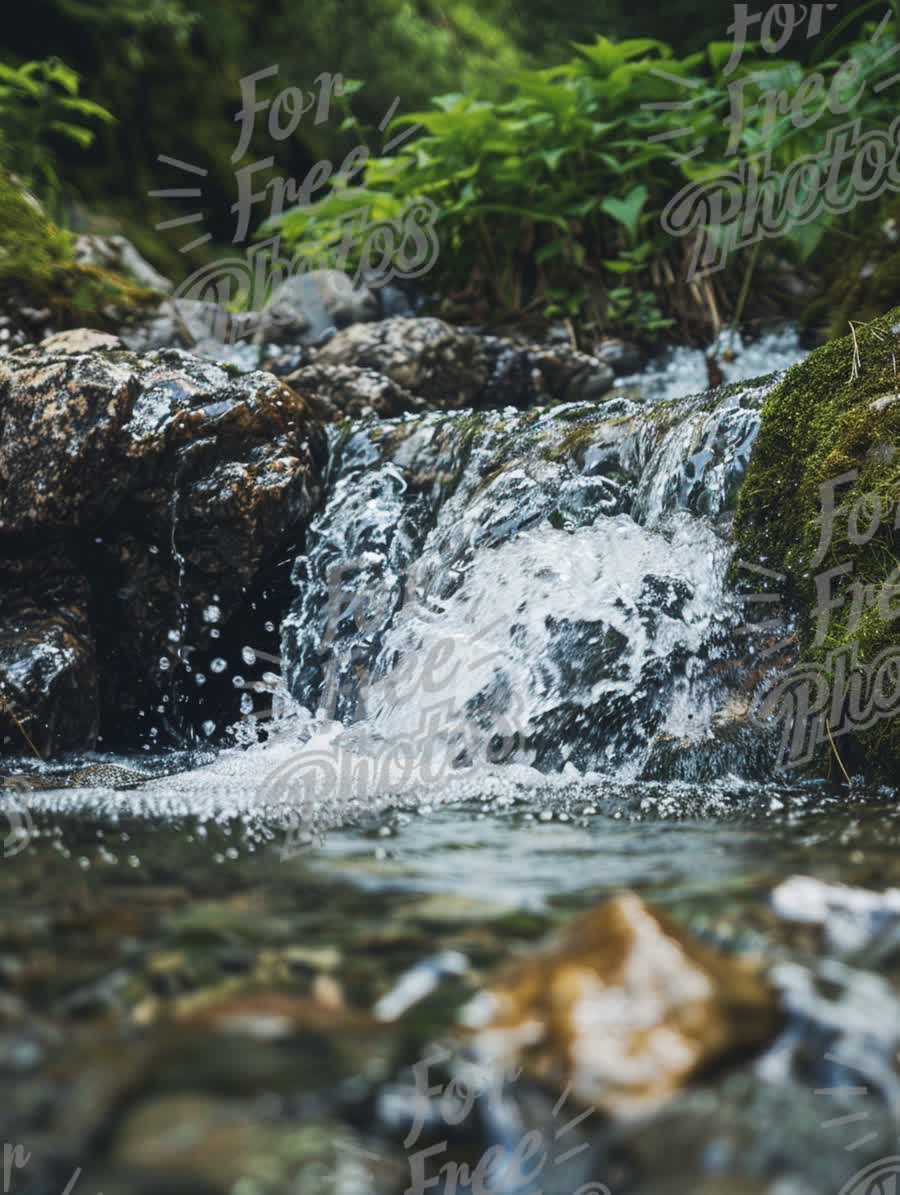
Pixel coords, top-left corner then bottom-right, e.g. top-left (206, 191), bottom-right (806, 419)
top-left (269, 18), bottom-right (900, 342)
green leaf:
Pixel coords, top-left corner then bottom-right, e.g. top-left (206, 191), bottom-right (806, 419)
top-left (48, 121), bottom-right (95, 147)
top-left (600, 184), bottom-right (649, 242)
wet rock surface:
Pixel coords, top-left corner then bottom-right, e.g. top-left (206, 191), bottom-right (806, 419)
top-left (285, 362), bottom-right (427, 421)
top-left (0, 551), bottom-right (97, 755)
top-left (314, 316), bottom-right (615, 408)
top-left (0, 337), bottom-right (326, 752)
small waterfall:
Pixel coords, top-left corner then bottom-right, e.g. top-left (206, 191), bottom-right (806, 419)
top-left (281, 371), bottom-right (790, 791)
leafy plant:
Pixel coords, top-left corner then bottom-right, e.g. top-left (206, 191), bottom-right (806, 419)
top-left (0, 57), bottom-right (114, 209)
top-left (268, 16), bottom-right (900, 342)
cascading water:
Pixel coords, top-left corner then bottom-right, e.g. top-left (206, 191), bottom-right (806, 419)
top-left (277, 369), bottom-right (792, 807)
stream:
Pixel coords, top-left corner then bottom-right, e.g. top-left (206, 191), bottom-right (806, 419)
top-left (4, 325), bottom-right (898, 1195)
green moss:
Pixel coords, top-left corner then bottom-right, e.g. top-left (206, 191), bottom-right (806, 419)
top-left (0, 171), bottom-right (158, 329)
top-left (734, 307), bottom-right (900, 778)
top-left (543, 419), bottom-right (604, 463)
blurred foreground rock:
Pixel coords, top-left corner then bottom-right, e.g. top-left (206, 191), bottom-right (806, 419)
top-left (468, 892), bottom-right (781, 1117)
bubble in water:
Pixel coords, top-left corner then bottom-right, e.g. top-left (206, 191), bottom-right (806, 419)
top-left (262, 671), bottom-right (279, 686)
top-left (202, 720), bottom-right (216, 737)
top-left (210, 659), bottom-right (227, 674)
top-left (264, 621), bottom-right (275, 633)
top-left (232, 675), bottom-right (245, 688)
top-left (210, 629), bottom-right (221, 639)
top-left (241, 647), bottom-right (257, 666)
top-left (195, 673), bottom-right (207, 686)
top-left (158, 657), bottom-right (171, 671)
top-left (240, 692), bottom-right (254, 714)
top-left (167, 629), bottom-right (181, 643)
top-left (203, 605), bottom-right (222, 624)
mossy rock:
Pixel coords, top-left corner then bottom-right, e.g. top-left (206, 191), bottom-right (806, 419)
top-left (733, 306), bottom-right (900, 779)
top-left (0, 171), bottom-right (158, 330)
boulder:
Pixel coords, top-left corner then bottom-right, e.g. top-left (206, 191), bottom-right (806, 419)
top-left (314, 317), bottom-right (614, 409)
top-left (0, 337), bottom-right (326, 751)
top-left (465, 893), bottom-right (780, 1118)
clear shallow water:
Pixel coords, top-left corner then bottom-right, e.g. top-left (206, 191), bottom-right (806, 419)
top-left (4, 787), bottom-right (900, 1193)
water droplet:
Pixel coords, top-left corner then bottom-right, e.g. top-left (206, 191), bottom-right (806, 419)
top-left (264, 621), bottom-right (275, 633)
top-left (242, 647), bottom-right (257, 666)
top-left (240, 693), bottom-right (253, 714)
top-left (203, 605), bottom-right (222, 624)
top-left (202, 720), bottom-right (216, 737)
top-left (232, 675), bottom-right (245, 688)
top-left (167, 629), bottom-right (181, 643)
top-left (158, 657), bottom-right (171, 671)
top-left (195, 673), bottom-right (207, 686)
top-left (210, 658), bottom-right (227, 674)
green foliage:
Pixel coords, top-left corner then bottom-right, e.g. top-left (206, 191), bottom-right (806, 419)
top-left (733, 308), bottom-right (900, 779)
top-left (0, 57), bottom-right (114, 210)
top-left (270, 16), bottom-right (900, 340)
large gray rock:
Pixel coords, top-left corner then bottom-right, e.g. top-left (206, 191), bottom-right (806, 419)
top-left (257, 270), bottom-right (379, 346)
top-left (0, 336), bottom-right (326, 751)
top-left (314, 317), bottom-right (615, 409)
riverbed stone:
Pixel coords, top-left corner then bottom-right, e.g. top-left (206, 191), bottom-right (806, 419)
top-left (466, 893), bottom-right (781, 1118)
top-left (314, 316), bottom-right (614, 409)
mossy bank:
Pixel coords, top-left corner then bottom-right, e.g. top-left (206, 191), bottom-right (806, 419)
top-left (734, 307), bottom-right (900, 781)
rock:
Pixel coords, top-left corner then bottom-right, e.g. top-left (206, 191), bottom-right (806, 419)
top-left (314, 317), bottom-right (614, 409)
top-left (0, 340), bottom-right (326, 750)
top-left (0, 553), bottom-right (98, 756)
top-left (285, 363), bottom-right (427, 422)
top-left (257, 269), bottom-right (379, 346)
top-left (465, 893), bottom-right (780, 1118)
top-left (373, 278), bottom-right (425, 319)
top-left (594, 337), bottom-right (645, 376)
top-left (73, 233), bottom-right (173, 294)
top-left (40, 328), bottom-right (124, 354)
top-left (121, 297), bottom-right (258, 355)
